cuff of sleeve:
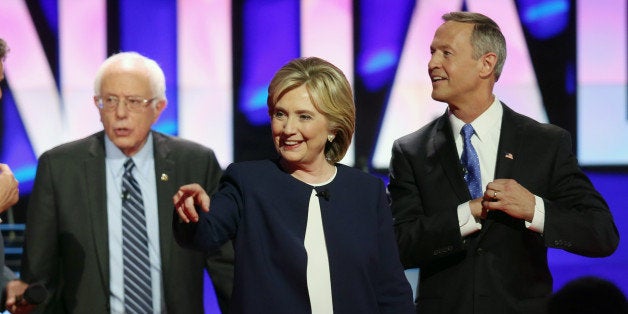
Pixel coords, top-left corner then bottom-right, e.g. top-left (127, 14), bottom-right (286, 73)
top-left (525, 195), bottom-right (545, 233)
top-left (458, 202), bottom-right (482, 237)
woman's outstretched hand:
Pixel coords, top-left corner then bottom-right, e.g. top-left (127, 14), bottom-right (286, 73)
top-left (173, 183), bottom-right (210, 223)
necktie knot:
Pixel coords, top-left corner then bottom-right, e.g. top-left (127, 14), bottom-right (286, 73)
top-left (460, 124), bottom-right (482, 199)
top-left (124, 159), bottom-right (135, 174)
top-left (461, 124), bottom-right (475, 140)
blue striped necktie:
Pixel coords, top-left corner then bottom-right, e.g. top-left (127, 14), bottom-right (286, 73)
top-left (121, 159), bottom-right (153, 313)
top-left (461, 124), bottom-right (483, 199)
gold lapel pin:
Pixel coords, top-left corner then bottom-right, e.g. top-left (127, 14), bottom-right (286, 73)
top-left (161, 173), bottom-right (169, 181)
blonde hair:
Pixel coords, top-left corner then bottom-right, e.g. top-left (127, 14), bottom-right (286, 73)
top-left (268, 57), bottom-right (355, 164)
top-left (0, 38), bottom-right (9, 61)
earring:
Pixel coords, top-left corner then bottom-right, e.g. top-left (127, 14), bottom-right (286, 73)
top-left (327, 135), bottom-right (335, 143)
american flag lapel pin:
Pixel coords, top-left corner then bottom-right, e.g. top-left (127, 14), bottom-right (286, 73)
top-left (504, 152), bottom-right (514, 160)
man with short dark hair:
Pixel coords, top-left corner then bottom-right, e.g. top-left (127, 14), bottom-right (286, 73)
top-left (389, 11), bottom-right (619, 314)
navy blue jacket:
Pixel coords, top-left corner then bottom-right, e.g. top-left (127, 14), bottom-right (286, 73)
top-left (175, 159), bottom-right (414, 314)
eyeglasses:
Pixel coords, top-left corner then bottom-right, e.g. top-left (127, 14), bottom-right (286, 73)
top-left (96, 95), bottom-right (156, 112)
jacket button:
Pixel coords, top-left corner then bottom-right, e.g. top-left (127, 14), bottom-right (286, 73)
top-left (476, 248), bottom-right (485, 255)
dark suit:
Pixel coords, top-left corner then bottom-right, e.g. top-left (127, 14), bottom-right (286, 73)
top-left (21, 131), bottom-right (234, 313)
top-left (175, 160), bottom-right (415, 314)
top-left (389, 103), bottom-right (619, 314)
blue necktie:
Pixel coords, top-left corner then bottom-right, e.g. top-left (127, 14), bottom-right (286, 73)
top-left (121, 159), bottom-right (153, 313)
top-left (461, 124), bottom-right (483, 199)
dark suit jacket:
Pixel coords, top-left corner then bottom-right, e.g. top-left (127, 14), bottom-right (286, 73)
top-left (175, 160), bottom-right (415, 314)
top-left (389, 104), bottom-right (619, 314)
top-left (21, 131), bottom-right (234, 313)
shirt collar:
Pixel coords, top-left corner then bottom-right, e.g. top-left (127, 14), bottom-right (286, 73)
top-left (105, 132), bottom-right (154, 179)
top-left (449, 97), bottom-right (503, 142)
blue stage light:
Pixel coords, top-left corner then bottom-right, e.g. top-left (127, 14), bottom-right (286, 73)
top-left (242, 86), bottom-right (270, 126)
top-left (359, 49), bottom-right (399, 90)
top-left (519, 0), bottom-right (570, 39)
top-left (154, 120), bottom-right (178, 136)
top-left (238, 0), bottom-right (299, 126)
top-left (358, 0), bottom-right (413, 90)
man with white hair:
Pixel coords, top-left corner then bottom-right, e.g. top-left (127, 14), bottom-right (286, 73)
top-left (7, 52), bottom-right (233, 313)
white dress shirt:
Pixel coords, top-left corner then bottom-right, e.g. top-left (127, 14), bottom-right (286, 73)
top-left (304, 167), bottom-right (337, 313)
top-left (450, 98), bottom-right (545, 236)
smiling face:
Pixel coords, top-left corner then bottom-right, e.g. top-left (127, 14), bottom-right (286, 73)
top-left (271, 85), bottom-right (332, 171)
top-left (95, 63), bottom-right (165, 157)
top-left (428, 21), bottom-right (484, 106)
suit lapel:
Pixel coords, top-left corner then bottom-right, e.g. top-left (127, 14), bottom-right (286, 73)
top-left (85, 133), bottom-right (111, 296)
top-left (478, 104), bottom-right (523, 239)
top-left (433, 114), bottom-right (471, 202)
top-left (153, 132), bottom-right (177, 273)
top-left (493, 104), bottom-right (522, 180)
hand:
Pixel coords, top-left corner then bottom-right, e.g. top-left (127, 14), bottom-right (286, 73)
top-left (5, 279), bottom-right (35, 314)
top-left (173, 183), bottom-right (210, 223)
top-left (0, 163), bottom-right (19, 213)
top-left (482, 179), bottom-right (535, 222)
top-left (470, 197), bottom-right (489, 220)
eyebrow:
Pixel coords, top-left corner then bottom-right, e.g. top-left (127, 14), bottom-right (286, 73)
top-left (273, 104), bottom-right (316, 114)
top-left (431, 43), bottom-right (454, 51)
top-left (295, 109), bottom-right (316, 114)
